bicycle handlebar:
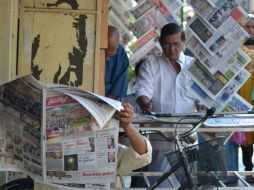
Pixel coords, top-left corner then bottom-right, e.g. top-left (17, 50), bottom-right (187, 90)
top-left (180, 107), bottom-right (216, 139)
top-left (141, 107), bottom-right (216, 142)
top-left (149, 108), bottom-right (254, 118)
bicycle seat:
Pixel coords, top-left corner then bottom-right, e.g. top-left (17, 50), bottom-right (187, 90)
top-left (0, 177), bottom-right (34, 190)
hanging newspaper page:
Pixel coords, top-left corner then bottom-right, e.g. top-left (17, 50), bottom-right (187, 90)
top-left (204, 91), bottom-right (254, 128)
top-left (151, 0), bottom-right (183, 25)
top-left (186, 34), bottom-right (251, 74)
top-left (222, 93), bottom-right (253, 112)
top-left (188, 12), bottom-right (248, 56)
top-left (188, 69), bottom-right (251, 111)
top-left (186, 0), bottom-right (215, 19)
top-left (130, 0), bottom-right (154, 20)
top-left (184, 57), bottom-right (250, 99)
top-left (187, 0), bottom-right (243, 29)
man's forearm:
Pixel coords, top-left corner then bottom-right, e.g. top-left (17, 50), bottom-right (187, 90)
top-left (122, 124), bottom-right (147, 155)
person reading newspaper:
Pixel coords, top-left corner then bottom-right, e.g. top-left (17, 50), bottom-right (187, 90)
top-left (34, 103), bottom-right (152, 189)
top-left (115, 103), bottom-right (152, 173)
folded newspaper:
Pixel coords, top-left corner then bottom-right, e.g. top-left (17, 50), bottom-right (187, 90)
top-left (0, 75), bottom-right (123, 188)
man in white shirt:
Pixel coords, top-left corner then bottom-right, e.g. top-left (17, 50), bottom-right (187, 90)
top-left (135, 23), bottom-right (197, 187)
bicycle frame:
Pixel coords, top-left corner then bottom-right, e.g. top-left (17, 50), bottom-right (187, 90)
top-left (146, 107), bottom-right (216, 190)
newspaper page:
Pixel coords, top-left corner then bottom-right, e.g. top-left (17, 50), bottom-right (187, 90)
top-left (129, 13), bottom-right (154, 39)
top-left (187, 34), bottom-right (250, 74)
top-left (220, 92), bottom-right (253, 143)
top-left (188, 69), bottom-right (251, 111)
top-left (0, 76), bottom-right (43, 180)
top-left (188, 14), bottom-right (248, 56)
top-left (152, 0), bottom-right (183, 25)
top-left (129, 29), bottom-right (159, 53)
top-left (187, 0), bottom-right (215, 19)
top-left (0, 75), bottom-right (124, 188)
top-left (130, 0), bottom-right (154, 20)
top-left (51, 89), bottom-right (117, 129)
top-left (204, 91), bottom-right (254, 129)
top-left (0, 110), bottom-right (22, 172)
top-left (129, 0), bottom-right (182, 40)
top-left (184, 57), bottom-right (250, 99)
top-left (222, 93), bottom-right (253, 112)
top-left (187, 5), bottom-right (249, 52)
top-left (44, 84), bottom-right (123, 112)
top-left (187, 0), bottom-right (239, 26)
top-left (44, 89), bottom-right (119, 185)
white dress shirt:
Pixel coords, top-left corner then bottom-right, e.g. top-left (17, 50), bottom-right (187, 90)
top-left (134, 52), bottom-right (197, 188)
top-left (135, 52), bottom-right (196, 113)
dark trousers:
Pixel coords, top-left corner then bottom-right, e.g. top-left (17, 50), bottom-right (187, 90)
top-left (241, 144), bottom-right (254, 171)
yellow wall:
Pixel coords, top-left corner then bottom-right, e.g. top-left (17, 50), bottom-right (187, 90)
top-left (0, 0), bottom-right (108, 95)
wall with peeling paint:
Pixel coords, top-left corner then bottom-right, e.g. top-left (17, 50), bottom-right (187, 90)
top-left (18, 0), bottom-right (102, 92)
top-left (0, 0), bottom-right (18, 85)
top-left (0, 0), bottom-right (107, 94)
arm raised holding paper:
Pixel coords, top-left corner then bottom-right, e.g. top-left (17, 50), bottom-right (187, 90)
top-left (116, 103), bottom-right (152, 173)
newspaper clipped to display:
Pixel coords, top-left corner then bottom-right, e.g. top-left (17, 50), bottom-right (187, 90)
top-left (0, 75), bottom-right (122, 189)
top-left (186, 0), bottom-right (253, 111)
top-left (129, 0), bottom-right (183, 54)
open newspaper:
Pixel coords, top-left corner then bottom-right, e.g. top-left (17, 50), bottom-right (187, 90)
top-left (0, 75), bottom-right (123, 189)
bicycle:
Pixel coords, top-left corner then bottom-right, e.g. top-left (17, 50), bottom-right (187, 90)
top-left (139, 107), bottom-right (227, 190)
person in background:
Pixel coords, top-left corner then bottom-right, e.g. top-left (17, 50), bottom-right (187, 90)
top-left (105, 25), bottom-right (129, 100)
top-left (236, 14), bottom-right (254, 183)
top-left (135, 23), bottom-right (197, 187)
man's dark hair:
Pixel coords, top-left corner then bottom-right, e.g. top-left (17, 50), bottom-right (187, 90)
top-left (159, 23), bottom-right (185, 44)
